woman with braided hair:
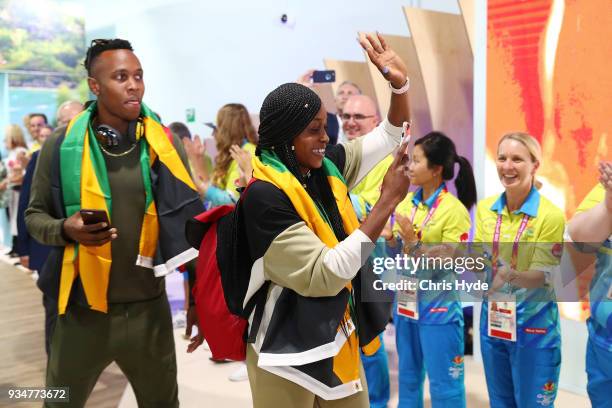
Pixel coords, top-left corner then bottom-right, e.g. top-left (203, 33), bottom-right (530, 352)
top-left (242, 33), bottom-right (410, 407)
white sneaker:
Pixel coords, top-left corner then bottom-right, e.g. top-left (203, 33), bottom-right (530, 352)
top-left (228, 363), bottom-right (248, 382)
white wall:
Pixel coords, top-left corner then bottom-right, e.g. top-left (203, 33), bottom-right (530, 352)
top-left (84, 0), bottom-right (460, 137)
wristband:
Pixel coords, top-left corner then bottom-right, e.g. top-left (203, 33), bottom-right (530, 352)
top-left (389, 77), bottom-right (410, 94)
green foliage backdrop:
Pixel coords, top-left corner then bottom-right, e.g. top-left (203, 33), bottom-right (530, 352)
top-left (0, 0), bottom-right (86, 88)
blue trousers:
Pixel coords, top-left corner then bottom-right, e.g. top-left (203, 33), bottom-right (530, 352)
top-left (361, 334), bottom-right (390, 408)
top-left (586, 336), bottom-right (612, 408)
top-left (395, 315), bottom-right (465, 408)
top-left (481, 334), bottom-right (560, 408)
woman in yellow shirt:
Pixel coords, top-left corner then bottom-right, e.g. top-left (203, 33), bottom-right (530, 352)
top-left (391, 131), bottom-right (476, 408)
top-left (475, 132), bottom-right (565, 408)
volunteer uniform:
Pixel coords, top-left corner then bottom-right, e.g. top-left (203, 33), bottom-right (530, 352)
top-left (393, 183), bottom-right (470, 408)
top-left (475, 187), bottom-right (565, 408)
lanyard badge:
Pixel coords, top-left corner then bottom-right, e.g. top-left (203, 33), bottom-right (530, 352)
top-left (491, 213), bottom-right (530, 275)
top-left (487, 212), bottom-right (529, 342)
top-left (409, 190), bottom-right (445, 241)
top-left (397, 275), bottom-right (419, 320)
top-left (488, 292), bottom-right (517, 341)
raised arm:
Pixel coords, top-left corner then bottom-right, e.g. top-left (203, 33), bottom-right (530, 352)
top-left (339, 33), bottom-right (411, 187)
top-left (359, 33), bottom-right (410, 127)
top-left (568, 162), bottom-right (612, 243)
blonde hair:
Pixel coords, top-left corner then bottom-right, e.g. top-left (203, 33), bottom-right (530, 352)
top-left (4, 125), bottom-right (27, 150)
top-left (212, 103), bottom-right (258, 188)
top-left (498, 132), bottom-right (542, 189)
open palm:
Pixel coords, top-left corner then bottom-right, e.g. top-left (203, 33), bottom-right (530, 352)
top-left (359, 32), bottom-right (408, 88)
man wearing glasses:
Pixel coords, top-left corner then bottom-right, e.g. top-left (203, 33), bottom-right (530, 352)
top-left (334, 81), bottom-right (362, 143)
top-left (26, 38), bottom-right (203, 407)
top-left (342, 95), bottom-right (379, 141)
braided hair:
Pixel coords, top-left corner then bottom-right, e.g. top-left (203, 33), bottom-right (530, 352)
top-left (257, 83), bottom-right (347, 241)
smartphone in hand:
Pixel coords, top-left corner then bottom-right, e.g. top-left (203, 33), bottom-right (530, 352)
top-left (312, 70), bottom-right (336, 83)
top-left (80, 209), bottom-right (111, 231)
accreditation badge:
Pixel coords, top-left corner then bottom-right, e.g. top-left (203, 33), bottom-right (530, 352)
top-left (397, 277), bottom-right (419, 320)
top-left (487, 293), bottom-right (517, 342)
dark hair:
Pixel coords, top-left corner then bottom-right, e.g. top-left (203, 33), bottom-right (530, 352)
top-left (84, 38), bottom-right (134, 76)
top-left (257, 83), bottom-right (346, 241)
top-left (168, 122), bottom-right (192, 140)
top-left (29, 113), bottom-right (48, 124)
top-left (415, 131), bottom-right (477, 210)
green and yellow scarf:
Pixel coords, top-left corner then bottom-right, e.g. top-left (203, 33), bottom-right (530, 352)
top-left (252, 150), bottom-right (381, 384)
top-left (58, 102), bottom-right (197, 314)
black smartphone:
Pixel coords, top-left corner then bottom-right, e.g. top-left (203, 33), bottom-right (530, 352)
top-left (312, 70), bottom-right (336, 83)
top-left (80, 209), bottom-right (111, 231)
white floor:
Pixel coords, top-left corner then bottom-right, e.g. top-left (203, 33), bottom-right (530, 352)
top-left (119, 326), bottom-right (589, 408)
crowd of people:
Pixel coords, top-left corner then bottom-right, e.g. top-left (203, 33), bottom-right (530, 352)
top-left (2, 35), bottom-right (609, 408)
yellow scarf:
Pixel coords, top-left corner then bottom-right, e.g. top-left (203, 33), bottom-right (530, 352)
top-left (58, 103), bottom-right (196, 314)
top-left (252, 150), bottom-right (381, 385)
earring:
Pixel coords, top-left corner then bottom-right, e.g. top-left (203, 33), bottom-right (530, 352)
top-left (291, 145), bottom-right (295, 151)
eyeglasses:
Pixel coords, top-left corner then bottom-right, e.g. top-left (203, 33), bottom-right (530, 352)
top-left (341, 113), bottom-right (375, 122)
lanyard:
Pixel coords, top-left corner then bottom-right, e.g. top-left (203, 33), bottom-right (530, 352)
top-left (491, 212), bottom-right (530, 275)
top-left (409, 189), bottom-right (445, 240)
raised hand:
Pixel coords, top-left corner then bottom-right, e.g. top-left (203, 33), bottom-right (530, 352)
top-left (296, 69), bottom-right (315, 88)
top-left (185, 135), bottom-right (210, 184)
top-left (599, 161), bottom-right (612, 212)
top-left (380, 218), bottom-right (393, 241)
top-left (379, 144), bottom-right (411, 206)
top-left (359, 32), bottom-right (409, 89)
top-left (230, 144), bottom-right (253, 187)
top-left (191, 135), bottom-right (205, 158)
top-left (396, 213), bottom-right (417, 245)
top-left (16, 150), bottom-right (30, 169)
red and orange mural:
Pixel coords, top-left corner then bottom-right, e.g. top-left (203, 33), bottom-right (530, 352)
top-left (486, 0), bottom-right (611, 320)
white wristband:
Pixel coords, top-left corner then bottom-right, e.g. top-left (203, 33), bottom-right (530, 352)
top-left (389, 77), bottom-right (410, 94)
